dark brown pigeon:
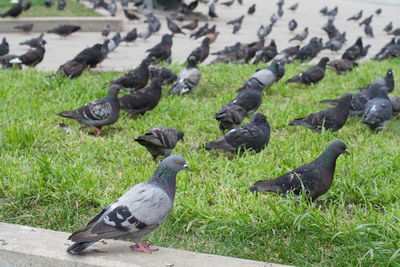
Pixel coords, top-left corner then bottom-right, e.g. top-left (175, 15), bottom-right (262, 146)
top-left (249, 141), bottom-right (349, 202)
top-left (47, 25), bottom-right (81, 37)
top-left (288, 93), bottom-right (353, 133)
top-left (327, 59), bottom-right (358, 74)
top-left (201, 113), bottom-right (270, 155)
top-left (342, 37), bottom-right (363, 61)
top-left (56, 59), bottom-right (87, 79)
top-left (167, 17), bottom-right (185, 35)
top-left (111, 57), bottom-right (151, 90)
top-left (187, 37), bottom-right (210, 63)
top-left (285, 57), bottom-right (329, 85)
top-left (146, 34), bottom-right (173, 63)
top-left (182, 19), bottom-right (198, 30)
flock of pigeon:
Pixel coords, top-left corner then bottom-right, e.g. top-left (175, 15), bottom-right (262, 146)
top-left (1, 0), bottom-right (400, 256)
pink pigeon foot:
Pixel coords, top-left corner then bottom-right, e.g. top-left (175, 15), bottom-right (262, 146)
top-left (130, 243), bottom-right (158, 254)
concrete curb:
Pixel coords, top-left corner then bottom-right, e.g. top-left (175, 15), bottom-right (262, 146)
top-left (0, 17), bottom-right (122, 32)
top-left (0, 222), bottom-right (289, 267)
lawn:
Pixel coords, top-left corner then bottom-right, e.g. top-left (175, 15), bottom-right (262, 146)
top-left (0, 59), bottom-right (399, 266)
top-left (0, 0), bottom-right (101, 17)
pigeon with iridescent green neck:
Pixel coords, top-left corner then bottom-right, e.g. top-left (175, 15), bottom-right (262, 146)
top-left (250, 141), bottom-right (349, 202)
top-left (67, 155), bottom-right (192, 255)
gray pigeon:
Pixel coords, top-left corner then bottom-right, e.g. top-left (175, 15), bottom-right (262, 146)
top-left (169, 56), bottom-right (202, 95)
top-left (58, 85), bottom-right (121, 135)
top-left (138, 25), bottom-right (152, 40)
top-left (288, 19), bottom-right (297, 31)
top-left (249, 140), bottom-right (349, 202)
top-left (102, 25), bottom-right (111, 38)
top-left (288, 93), bottom-right (353, 133)
top-left (201, 113), bottom-right (270, 155)
top-left (0, 38), bottom-right (9, 56)
top-left (238, 60), bottom-right (283, 91)
top-left (365, 24), bottom-right (374, 37)
top-left (19, 33), bottom-right (45, 48)
top-left (109, 0), bottom-right (117, 16)
top-left (122, 28), bottom-right (138, 44)
top-left (14, 23), bottom-right (34, 33)
top-left (67, 155), bottom-right (191, 255)
top-left (359, 68), bottom-right (394, 93)
top-left (362, 87), bottom-right (392, 131)
top-left (289, 27), bottom-right (308, 42)
top-left (383, 22), bottom-right (392, 33)
top-left (348, 10), bottom-right (362, 21)
top-left (135, 127), bottom-right (184, 162)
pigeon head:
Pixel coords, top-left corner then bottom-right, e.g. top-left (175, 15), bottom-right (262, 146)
top-left (386, 68), bottom-right (393, 78)
top-left (187, 56), bottom-right (198, 67)
top-left (305, 27), bottom-right (309, 32)
top-left (355, 37), bottom-right (363, 46)
top-left (327, 140), bottom-right (350, 156)
top-left (152, 155), bottom-right (192, 185)
top-left (177, 130), bottom-right (185, 142)
top-left (318, 57), bottom-right (330, 67)
top-left (150, 77), bottom-right (163, 87)
top-left (107, 84), bottom-right (121, 98)
top-left (162, 34), bottom-right (173, 46)
top-left (202, 37), bottom-right (210, 46)
top-left (270, 39), bottom-right (276, 47)
top-left (338, 93), bottom-right (353, 108)
top-left (251, 113), bottom-right (267, 123)
top-left (93, 43), bottom-right (103, 50)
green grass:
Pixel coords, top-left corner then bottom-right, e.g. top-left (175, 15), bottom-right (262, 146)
top-left (0, 59), bottom-right (400, 266)
top-left (0, 0), bottom-right (101, 17)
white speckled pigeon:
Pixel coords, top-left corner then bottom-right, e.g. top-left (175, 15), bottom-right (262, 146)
top-left (169, 56), bottom-right (202, 95)
top-left (58, 85), bottom-right (121, 135)
top-left (250, 140), bottom-right (349, 202)
top-left (67, 155), bottom-right (192, 255)
top-left (136, 127), bottom-right (184, 162)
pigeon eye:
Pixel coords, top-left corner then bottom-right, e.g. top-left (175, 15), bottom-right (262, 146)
top-left (175, 160), bottom-right (179, 164)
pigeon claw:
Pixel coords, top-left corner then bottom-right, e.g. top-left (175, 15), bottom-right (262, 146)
top-left (93, 127), bottom-right (103, 136)
top-left (130, 243), bottom-right (158, 254)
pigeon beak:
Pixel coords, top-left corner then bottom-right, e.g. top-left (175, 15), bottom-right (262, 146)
top-left (344, 150), bottom-right (350, 155)
top-left (183, 164), bottom-right (192, 172)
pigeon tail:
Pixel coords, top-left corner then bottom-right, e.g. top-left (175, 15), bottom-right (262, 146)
top-left (249, 180), bottom-right (281, 193)
top-left (320, 98), bottom-right (339, 105)
top-left (58, 110), bottom-right (79, 119)
top-left (288, 118), bottom-right (306, 127)
top-left (67, 241), bottom-right (97, 255)
top-left (285, 75), bottom-right (302, 84)
top-left (203, 138), bottom-right (235, 151)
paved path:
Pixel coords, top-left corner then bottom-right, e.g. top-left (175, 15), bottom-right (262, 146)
top-left (2, 0), bottom-right (400, 71)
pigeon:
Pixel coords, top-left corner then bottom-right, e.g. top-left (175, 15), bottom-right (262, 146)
top-left (359, 15), bottom-right (373, 26)
top-left (149, 65), bottom-right (177, 85)
top-left (321, 83), bottom-right (385, 116)
top-left (288, 19), bottom-right (297, 32)
top-left (277, 6), bottom-right (283, 17)
top-left (215, 104), bottom-right (247, 135)
top-left (231, 82), bottom-right (264, 115)
top-left (66, 155), bottom-right (191, 255)
top-left (10, 40), bottom-right (46, 67)
top-left (146, 13), bottom-right (161, 33)
top-left (276, 0), bottom-right (284, 8)
top-left (232, 20), bottom-right (242, 34)
top-left (123, 9), bottom-right (140, 21)
top-left (73, 43), bottom-right (104, 69)
top-left (170, 56), bottom-right (202, 95)
top-left (383, 22), bottom-right (393, 34)
top-left (208, 3), bottom-right (218, 19)
top-left (327, 59), bottom-right (358, 74)
top-left (121, 0), bottom-right (128, 7)
top-left (201, 113), bottom-right (270, 155)
top-left (359, 68), bottom-right (394, 93)
top-left (57, 0), bottom-right (66, 10)
top-left (390, 96), bottom-right (400, 116)
top-left (47, 25), bottom-right (81, 37)
top-left (45, 0), bottom-right (53, 7)
top-left (167, 17), bottom-right (185, 35)
top-left (190, 23), bottom-right (209, 38)
top-left (138, 25), bottom-right (152, 40)
top-left (134, 0), bottom-right (143, 7)
top-left (286, 57), bottom-right (329, 85)
top-left (0, 0), bottom-right (23, 18)
top-left (373, 38), bottom-right (400, 60)
top-left (58, 85), bottom-right (121, 135)
top-left (108, 0), bottom-right (117, 16)
top-left (326, 6), bottom-right (338, 17)
top-left (122, 28), bottom-right (138, 44)
top-left (227, 14), bottom-right (244, 25)
top-left (111, 57), bottom-right (151, 90)
top-left (319, 6), bottom-right (328, 16)
top-left (289, 94), bottom-right (352, 133)
top-left (187, 37), bottom-right (210, 64)
top-left (102, 25), bottom-right (111, 38)
top-left (0, 38), bottom-right (9, 57)
top-left (249, 141), bottom-right (349, 202)
top-left (182, 20), bottom-right (198, 31)
top-left (280, 45), bottom-right (300, 58)
top-left (365, 24), bottom-right (374, 37)
top-left (220, 0), bottom-right (234, 6)
top-left (288, 2), bottom-right (298, 11)
top-left (294, 37), bottom-right (321, 62)
top-left (119, 77), bottom-right (163, 118)
top-left (253, 40), bottom-right (277, 64)
top-left (342, 37), bottom-right (363, 61)
top-left (375, 8), bottom-right (382, 15)
top-left (289, 27), bottom-right (308, 42)
top-left (0, 54), bottom-right (20, 69)
top-left (146, 34), bottom-right (173, 63)
top-left (135, 127), bottom-right (185, 162)
top-left (55, 59), bottom-right (87, 79)
top-left (391, 28), bottom-right (400, 36)
top-left (348, 10), bottom-right (362, 21)
top-left (362, 87), bottom-right (392, 131)
top-left (14, 23), bottom-right (34, 33)
top-left (239, 60), bottom-right (284, 92)
top-left (322, 34), bottom-right (346, 52)
top-left (270, 13), bottom-right (278, 24)
top-left (257, 24), bottom-right (271, 40)
top-left (19, 33), bottom-right (45, 48)
top-left (22, 0), bottom-right (31, 9)
top-left (247, 4), bottom-right (256, 15)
